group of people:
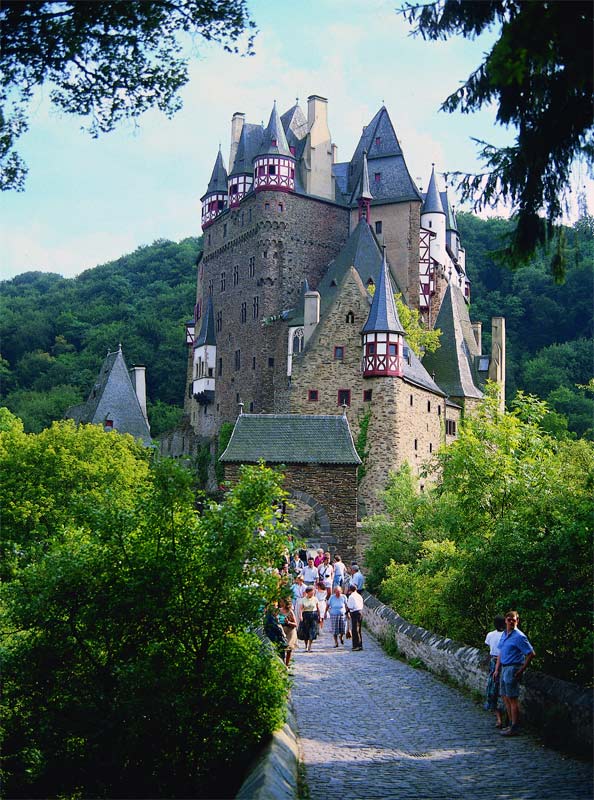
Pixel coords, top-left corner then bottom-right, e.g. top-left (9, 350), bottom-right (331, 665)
top-left (484, 610), bottom-right (535, 737)
top-left (264, 549), bottom-right (366, 665)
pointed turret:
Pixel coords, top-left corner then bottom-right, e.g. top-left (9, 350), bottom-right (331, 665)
top-left (253, 101), bottom-right (296, 193)
top-left (362, 247), bottom-right (405, 377)
top-left (228, 122), bottom-right (263, 206)
top-left (192, 295), bottom-right (217, 404)
top-left (422, 165), bottom-right (445, 215)
top-left (201, 147), bottom-right (228, 229)
top-left (357, 151), bottom-right (373, 223)
top-left (421, 164), bottom-right (446, 269)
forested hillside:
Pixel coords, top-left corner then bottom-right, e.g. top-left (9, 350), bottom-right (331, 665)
top-left (1, 217), bottom-right (592, 439)
top-left (1, 237), bottom-right (200, 435)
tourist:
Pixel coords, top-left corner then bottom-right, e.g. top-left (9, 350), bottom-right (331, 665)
top-left (484, 615), bottom-right (506, 728)
top-left (350, 563), bottom-right (364, 591)
top-left (291, 574), bottom-right (306, 623)
top-left (303, 556), bottom-right (319, 586)
top-left (290, 551), bottom-right (304, 576)
top-left (494, 611), bottom-right (535, 736)
top-left (263, 604), bottom-right (287, 659)
top-left (332, 554), bottom-right (346, 588)
top-left (279, 598), bottom-right (298, 667)
top-left (328, 585), bottom-right (348, 647)
top-left (300, 585), bottom-right (320, 652)
top-left (315, 578), bottom-right (330, 631)
top-left (346, 584), bottom-right (364, 651)
top-left (314, 548), bottom-right (325, 567)
top-left (318, 553), bottom-right (334, 586)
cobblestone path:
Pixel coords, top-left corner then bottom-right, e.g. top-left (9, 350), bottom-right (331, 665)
top-left (290, 625), bottom-right (592, 800)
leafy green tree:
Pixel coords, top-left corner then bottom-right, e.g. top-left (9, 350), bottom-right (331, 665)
top-left (0, 1), bottom-right (255, 190)
top-left (1, 418), bottom-right (291, 798)
top-left (401, 1), bottom-right (593, 275)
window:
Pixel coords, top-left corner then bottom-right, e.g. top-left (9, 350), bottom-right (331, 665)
top-left (308, 390), bottom-right (319, 401)
top-left (427, 400), bottom-right (431, 412)
top-left (338, 389), bottom-right (351, 407)
top-left (218, 357), bottom-right (223, 376)
top-left (223, 223), bottom-right (227, 238)
top-left (346, 311), bottom-right (355, 324)
top-left (429, 443), bottom-right (433, 453)
top-left (241, 302), bottom-right (247, 323)
top-left (268, 357), bottom-right (275, 368)
top-left (208, 279), bottom-right (213, 295)
top-left (438, 405), bottom-right (441, 416)
top-left (375, 136), bottom-right (381, 146)
top-left (220, 272), bottom-right (226, 292)
top-left (446, 419), bottom-right (457, 436)
top-left (410, 394), bottom-right (413, 406)
top-left (216, 310), bottom-right (222, 332)
top-left (334, 345), bottom-right (344, 360)
top-left (278, 202), bottom-right (283, 212)
top-left (230, 184), bottom-right (238, 195)
top-left (388, 343), bottom-right (397, 355)
top-left (249, 256), bottom-right (255, 277)
top-left (253, 296), bottom-right (259, 319)
top-left (252, 356), bottom-right (256, 370)
top-left (233, 265), bottom-right (239, 286)
top-left (363, 389), bottom-right (372, 402)
top-left (366, 342), bottom-right (376, 356)
top-left (234, 350), bottom-right (241, 371)
top-left (241, 211), bottom-right (244, 226)
top-left (271, 138), bottom-right (277, 147)
top-left (268, 165), bottom-right (276, 175)
top-left (374, 172), bottom-right (381, 183)
top-left (249, 402), bottom-right (254, 412)
top-left (208, 233), bottom-right (211, 246)
top-left (265, 202), bottom-right (270, 210)
top-left (414, 438), bottom-right (418, 451)
top-left (249, 208), bottom-right (252, 223)
top-left (292, 329), bottom-right (304, 354)
top-left (375, 221), bottom-right (382, 235)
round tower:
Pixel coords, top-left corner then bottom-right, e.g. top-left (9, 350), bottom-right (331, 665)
top-left (201, 147), bottom-right (228, 229)
top-left (362, 247), bottom-right (405, 377)
top-left (253, 101), bottom-right (295, 193)
top-left (420, 164), bottom-right (446, 268)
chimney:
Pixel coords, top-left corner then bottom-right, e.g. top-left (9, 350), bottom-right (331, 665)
top-left (488, 317), bottom-right (506, 412)
top-left (303, 290), bottom-right (320, 346)
top-left (471, 321), bottom-right (482, 351)
top-left (130, 365), bottom-right (149, 427)
top-left (229, 112), bottom-right (245, 171)
top-left (307, 94), bottom-right (328, 130)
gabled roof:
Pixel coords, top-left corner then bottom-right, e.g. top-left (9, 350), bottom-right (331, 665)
top-left (362, 248), bottom-right (405, 335)
top-left (257, 101), bottom-right (292, 158)
top-left (422, 284), bottom-right (484, 400)
top-left (347, 107), bottom-right (422, 205)
top-left (65, 347), bottom-right (151, 444)
top-left (229, 122), bottom-right (263, 176)
top-left (202, 148), bottom-right (228, 197)
top-left (421, 165), bottom-right (445, 215)
top-left (195, 295), bottom-right (216, 348)
top-left (220, 414), bottom-right (361, 464)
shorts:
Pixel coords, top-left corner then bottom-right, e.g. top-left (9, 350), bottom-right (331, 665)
top-left (500, 664), bottom-right (522, 698)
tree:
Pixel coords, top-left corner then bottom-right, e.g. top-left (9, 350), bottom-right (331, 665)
top-left (0, 1), bottom-right (255, 190)
top-left (401, 1), bottom-right (594, 277)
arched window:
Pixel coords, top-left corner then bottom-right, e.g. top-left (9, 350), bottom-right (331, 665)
top-left (346, 310), bottom-right (355, 324)
top-left (292, 328), bottom-right (304, 354)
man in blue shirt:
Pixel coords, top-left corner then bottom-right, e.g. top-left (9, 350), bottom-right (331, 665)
top-left (494, 610), bottom-right (535, 736)
top-left (350, 563), bottom-right (364, 591)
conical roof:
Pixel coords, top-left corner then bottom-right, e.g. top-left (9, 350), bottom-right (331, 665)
top-left (229, 122), bottom-right (264, 176)
top-left (204, 147), bottom-right (228, 195)
top-left (257, 101), bottom-right (292, 158)
top-left (195, 295), bottom-right (216, 348)
top-left (362, 247), bottom-right (405, 334)
top-left (421, 165), bottom-right (445, 215)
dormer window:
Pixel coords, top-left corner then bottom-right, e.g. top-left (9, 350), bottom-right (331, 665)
top-left (271, 137), bottom-right (277, 147)
top-left (290, 145), bottom-right (296, 155)
top-left (375, 137), bottom-right (381, 146)
top-left (374, 172), bottom-right (381, 182)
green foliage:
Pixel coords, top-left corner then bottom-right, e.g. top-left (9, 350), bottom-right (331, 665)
top-left (401, 0), bottom-right (594, 274)
top-left (0, 1), bottom-right (255, 190)
top-left (1, 420), bottom-right (291, 798)
top-left (363, 390), bottom-right (594, 685)
top-left (1, 237), bottom-right (201, 433)
top-left (215, 421), bottom-right (235, 485)
top-left (396, 294), bottom-right (441, 355)
top-left (355, 408), bottom-right (372, 484)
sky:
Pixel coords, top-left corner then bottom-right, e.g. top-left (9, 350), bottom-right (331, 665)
top-left (1, 0), bottom-right (590, 281)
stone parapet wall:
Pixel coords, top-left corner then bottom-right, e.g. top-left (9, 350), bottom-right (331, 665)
top-left (363, 593), bottom-right (593, 754)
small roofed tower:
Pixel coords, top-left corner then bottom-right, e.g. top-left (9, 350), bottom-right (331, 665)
top-left (421, 164), bottom-right (446, 268)
top-left (253, 101), bottom-right (295, 193)
top-left (357, 150), bottom-right (373, 224)
top-left (362, 247), bottom-right (405, 377)
top-left (201, 147), bottom-right (228, 229)
top-left (192, 295), bottom-right (217, 405)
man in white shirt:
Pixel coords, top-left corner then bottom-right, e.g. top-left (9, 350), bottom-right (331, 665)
top-left (346, 585), bottom-right (364, 651)
top-left (302, 556), bottom-right (319, 587)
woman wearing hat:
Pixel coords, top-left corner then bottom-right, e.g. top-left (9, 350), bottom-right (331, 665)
top-left (300, 585), bottom-right (320, 652)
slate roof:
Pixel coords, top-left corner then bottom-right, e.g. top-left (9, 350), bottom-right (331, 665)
top-left (229, 122), bottom-right (263, 176)
top-left (202, 148), bottom-right (228, 199)
top-left (422, 284), bottom-right (484, 400)
top-left (347, 107), bottom-right (422, 205)
top-left (362, 247), bottom-right (404, 334)
top-left (65, 347), bottom-right (152, 444)
top-left (403, 347), bottom-right (446, 396)
top-left (281, 102), bottom-right (308, 147)
top-left (257, 101), bottom-right (292, 158)
top-left (220, 414), bottom-right (361, 464)
top-left (440, 189), bottom-right (458, 231)
top-left (421, 166), bottom-right (445, 215)
top-left (195, 295), bottom-right (216, 348)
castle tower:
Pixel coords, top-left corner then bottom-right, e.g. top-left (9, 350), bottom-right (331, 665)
top-left (201, 147), bottom-right (228, 229)
top-left (192, 295), bottom-right (217, 415)
top-left (356, 151), bottom-right (373, 224)
top-left (362, 247), bottom-right (405, 377)
top-left (421, 164), bottom-right (446, 267)
top-left (228, 119), bottom-right (263, 207)
top-left (253, 101), bottom-right (296, 193)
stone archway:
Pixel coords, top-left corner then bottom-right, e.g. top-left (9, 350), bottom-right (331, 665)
top-left (285, 488), bottom-right (340, 553)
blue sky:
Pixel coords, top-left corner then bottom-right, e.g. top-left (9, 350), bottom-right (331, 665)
top-left (1, 0), bottom-right (588, 280)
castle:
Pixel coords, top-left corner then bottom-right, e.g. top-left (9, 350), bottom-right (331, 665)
top-left (183, 95), bottom-right (505, 524)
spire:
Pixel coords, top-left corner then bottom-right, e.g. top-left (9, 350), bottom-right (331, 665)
top-left (421, 164), bottom-right (445, 215)
top-left (357, 150), bottom-right (373, 223)
top-left (362, 247), bottom-right (404, 335)
top-left (258, 101), bottom-right (292, 157)
top-left (205, 146), bottom-right (228, 194)
top-left (195, 295), bottom-right (216, 348)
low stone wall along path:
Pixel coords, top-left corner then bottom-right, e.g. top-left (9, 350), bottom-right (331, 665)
top-left (290, 626), bottom-right (592, 800)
